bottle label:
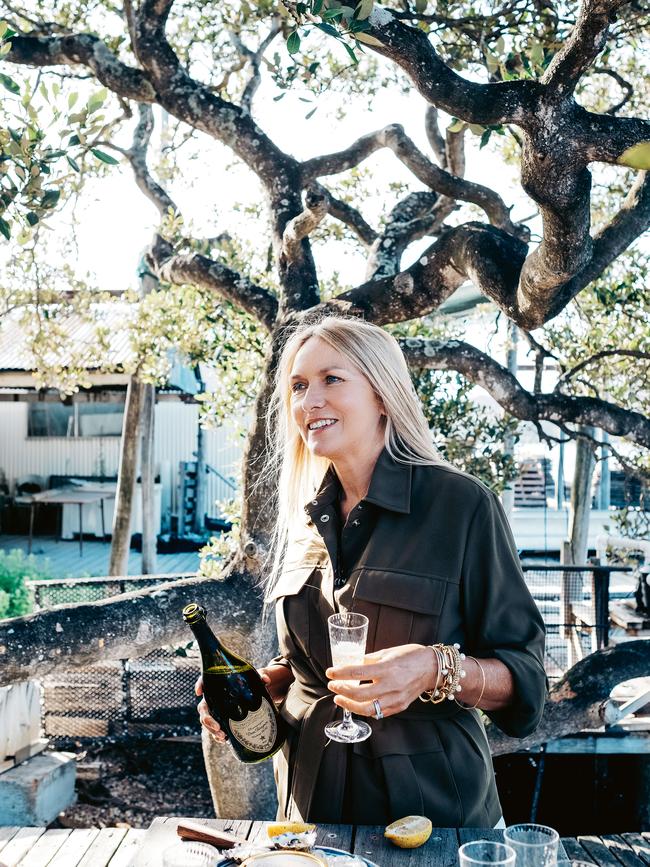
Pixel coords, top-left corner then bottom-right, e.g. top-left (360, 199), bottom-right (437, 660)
top-left (229, 699), bottom-right (277, 753)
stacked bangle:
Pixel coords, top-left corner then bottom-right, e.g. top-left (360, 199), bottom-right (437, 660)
top-left (418, 643), bottom-right (467, 704)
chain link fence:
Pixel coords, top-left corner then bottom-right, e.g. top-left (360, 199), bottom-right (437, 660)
top-left (27, 564), bottom-right (635, 743)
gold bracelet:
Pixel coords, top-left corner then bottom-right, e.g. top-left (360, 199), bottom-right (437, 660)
top-left (462, 657), bottom-right (486, 710)
top-left (419, 644), bottom-right (467, 704)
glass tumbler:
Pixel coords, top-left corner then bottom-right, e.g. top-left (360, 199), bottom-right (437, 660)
top-left (459, 840), bottom-right (517, 867)
top-left (504, 824), bottom-right (560, 867)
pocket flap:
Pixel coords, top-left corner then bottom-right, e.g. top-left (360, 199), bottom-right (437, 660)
top-left (353, 719), bottom-right (442, 757)
top-left (353, 569), bottom-right (446, 614)
top-left (268, 565), bottom-right (322, 601)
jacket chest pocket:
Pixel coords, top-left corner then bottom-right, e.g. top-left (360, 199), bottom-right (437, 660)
top-left (351, 569), bottom-right (448, 651)
top-left (270, 565), bottom-right (321, 663)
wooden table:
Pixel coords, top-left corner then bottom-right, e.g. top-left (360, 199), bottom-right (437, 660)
top-left (27, 488), bottom-right (114, 556)
top-left (1, 821), bottom-right (649, 867)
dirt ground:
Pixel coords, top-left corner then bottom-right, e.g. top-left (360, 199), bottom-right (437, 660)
top-left (53, 737), bottom-right (215, 830)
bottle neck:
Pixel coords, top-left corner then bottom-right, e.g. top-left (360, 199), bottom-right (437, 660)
top-left (188, 618), bottom-right (225, 668)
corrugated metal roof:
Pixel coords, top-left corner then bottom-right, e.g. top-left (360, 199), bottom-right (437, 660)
top-left (0, 305), bottom-right (136, 372)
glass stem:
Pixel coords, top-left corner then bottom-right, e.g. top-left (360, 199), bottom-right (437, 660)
top-left (341, 709), bottom-right (354, 730)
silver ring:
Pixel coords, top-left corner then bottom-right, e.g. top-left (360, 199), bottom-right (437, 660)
top-left (372, 699), bottom-right (383, 720)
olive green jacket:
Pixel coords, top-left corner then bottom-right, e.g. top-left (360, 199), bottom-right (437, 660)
top-left (271, 449), bottom-right (547, 825)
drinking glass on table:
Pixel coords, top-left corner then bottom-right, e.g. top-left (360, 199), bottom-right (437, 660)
top-left (325, 612), bottom-right (372, 744)
top-left (504, 824), bottom-right (560, 867)
top-left (459, 841), bottom-right (517, 867)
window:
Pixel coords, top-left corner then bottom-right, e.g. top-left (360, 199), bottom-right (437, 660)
top-left (28, 401), bottom-right (125, 438)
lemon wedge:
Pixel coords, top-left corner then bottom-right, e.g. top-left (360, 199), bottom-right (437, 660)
top-left (384, 815), bottom-right (433, 848)
top-left (267, 822), bottom-right (316, 839)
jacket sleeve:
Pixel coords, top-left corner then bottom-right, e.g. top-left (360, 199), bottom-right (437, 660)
top-left (460, 490), bottom-right (547, 738)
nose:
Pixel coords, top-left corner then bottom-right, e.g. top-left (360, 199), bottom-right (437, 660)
top-left (301, 382), bottom-right (326, 413)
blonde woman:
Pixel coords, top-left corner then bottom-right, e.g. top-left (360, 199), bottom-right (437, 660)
top-left (198, 316), bottom-right (546, 827)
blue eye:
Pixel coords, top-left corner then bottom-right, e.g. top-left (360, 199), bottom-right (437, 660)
top-left (325, 375), bottom-right (341, 384)
top-left (290, 382), bottom-right (305, 393)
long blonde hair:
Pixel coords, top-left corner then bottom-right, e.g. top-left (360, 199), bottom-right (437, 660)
top-left (262, 315), bottom-right (444, 599)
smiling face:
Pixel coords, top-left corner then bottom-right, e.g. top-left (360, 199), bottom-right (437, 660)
top-left (289, 336), bottom-right (386, 463)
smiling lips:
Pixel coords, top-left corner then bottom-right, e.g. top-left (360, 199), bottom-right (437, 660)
top-left (307, 418), bottom-right (338, 432)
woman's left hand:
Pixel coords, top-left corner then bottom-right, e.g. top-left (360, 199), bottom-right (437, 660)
top-left (326, 644), bottom-right (437, 719)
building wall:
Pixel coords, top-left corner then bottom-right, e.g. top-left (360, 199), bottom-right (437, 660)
top-left (0, 401), bottom-right (245, 526)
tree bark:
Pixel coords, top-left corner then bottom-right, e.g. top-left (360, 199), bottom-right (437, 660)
top-left (109, 377), bottom-right (144, 576)
top-left (568, 426), bottom-right (597, 564)
top-left (487, 639), bottom-right (650, 755)
top-left (140, 382), bottom-right (157, 574)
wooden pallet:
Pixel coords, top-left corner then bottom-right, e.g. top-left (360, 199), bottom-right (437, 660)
top-left (610, 601), bottom-right (650, 632)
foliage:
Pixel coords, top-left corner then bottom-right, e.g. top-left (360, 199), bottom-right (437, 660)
top-left (0, 548), bottom-right (49, 618)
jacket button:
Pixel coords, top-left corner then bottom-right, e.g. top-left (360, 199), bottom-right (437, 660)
top-left (320, 514), bottom-right (330, 523)
top-left (312, 499), bottom-right (319, 505)
top-left (352, 519), bottom-right (360, 526)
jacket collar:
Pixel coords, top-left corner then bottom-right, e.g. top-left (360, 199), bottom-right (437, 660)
top-left (304, 447), bottom-right (412, 518)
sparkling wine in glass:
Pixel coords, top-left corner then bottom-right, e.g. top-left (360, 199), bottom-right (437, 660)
top-left (325, 612), bottom-right (372, 744)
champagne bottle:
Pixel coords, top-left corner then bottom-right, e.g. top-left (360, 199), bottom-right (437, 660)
top-left (182, 602), bottom-right (286, 764)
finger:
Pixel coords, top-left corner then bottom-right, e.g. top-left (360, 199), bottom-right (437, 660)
top-left (260, 672), bottom-right (271, 683)
top-left (194, 675), bottom-right (204, 697)
top-left (333, 694), bottom-right (396, 718)
top-left (325, 662), bottom-right (385, 682)
top-left (328, 680), bottom-right (394, 701)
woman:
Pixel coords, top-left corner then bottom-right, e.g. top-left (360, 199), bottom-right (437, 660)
top-left (198, 315), bottom-right (546, 827)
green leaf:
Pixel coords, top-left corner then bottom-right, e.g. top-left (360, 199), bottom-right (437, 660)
top-left (479, 129), bottom-right (492, 149)
top-left (447, 119), bottom-right (464, 133)
top-left (91, 148), bottom-right (119, 165)
top-left (66, 155), bottom-right (80, 172)
top-left (529, 39), bottom-right (544, 67)
top-left (0, 215), bottom-right (10, 240)
top-left (313, 0), bottom-right (324, 12)
top-left (349, 17), bottom-right (369, 31)
top-left (0, 73), bottom-right (19, 94)
top-left (273, 93), bottom-right (286, 101)
top-left (287, 30), bottom-right (301, 53)
top-left (354, 0), bottom-right (374, 19)
top-left (68, 92), bottom-right (79, 109)
top-left (40, 189), bottom-right (61, 209)
top-left (315, 21), bottom-right (340, 37)
top-left (343, 41), bottom-right (358, 64)
top-left (87, 88), bottom-right (107, 113)
top-left (323, 8), bottom-right (344, 18)
top-left (26, 211), bottom-right (39, 226)
top-left (0, 42), bottom-right (11, 56)
top-left (68, 134), bottom-right (81, 146)
top-left (0, 21), bottom-right (8, 38)
top-left (415, 0), bottom-right (427, 11)
top-left (468, 124), bottom-right (484, 136)
top-left (305, 106), bottom-right (318, 119)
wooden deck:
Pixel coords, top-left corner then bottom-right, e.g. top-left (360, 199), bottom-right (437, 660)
top-left (1, 820), bottom-right (649, 867)
top-left (0, 534), bottom-right (200, 579)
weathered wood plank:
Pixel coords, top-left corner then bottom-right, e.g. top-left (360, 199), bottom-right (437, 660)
top-left (17, 829), bottom-right (71, 867)
top-left (106, 829), bottom-right (147, 867)
top-left (621, 834), bottom-right (650, 867)
top-left (459, 829), bottom-right (504, 844)
top-left (354, 825), bottom-right (458, 866)
top-left (75, 828), bottom-right (128, 867)
top-left (0, 827), bottom-right (46, 867)
top-left (47, 829), bottom-right (100, 867)
top-left (561, 838), bottom-right (595, 862)
top-left (601, 835), bottom-right (650, 867)
top-left (579, 836), bottom-right (629, 867)
top-left (0, 827), bottom-right (21, 855)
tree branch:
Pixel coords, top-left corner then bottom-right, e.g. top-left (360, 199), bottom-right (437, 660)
top-left (541, 0), bottom-right (629, 97)
top-left (424, 106), bottom-right (447, 168)
top-left (148, 235), bottom-right (278, 331)
top-left (592, 67), bottom-right (634, 115)
top-left (361, 9), bottom-right (541, 125)
top-left (6, 33), bottom-right (155, 101)
top-left (282, 187), bottom-right (329, 262)
top-left (126, 103), bottom-right (177, 217)
top-left (326, 222), bottom-right (528, 325)
top-left (555, 349), bottom-right (650, 391)
top-left (302, 124), bottom-right (525, 237)
top-left (488, 641), bottom-right (650, 755)
top-left (311, 183), bottom-right (378, 248)
top-left (399, 336), bottom-right (650, 448)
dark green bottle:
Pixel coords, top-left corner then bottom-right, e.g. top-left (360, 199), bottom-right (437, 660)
top-left (182, 602), bottom-right (286, 764)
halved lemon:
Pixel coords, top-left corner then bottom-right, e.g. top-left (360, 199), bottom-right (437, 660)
top-left (266, 822), bottom-right (316, 839)
top-left (384, 815), bottom-right (433, 849)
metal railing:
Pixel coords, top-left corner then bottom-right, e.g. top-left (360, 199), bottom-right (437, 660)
top-left (26, 564), bottom-right (635, 742)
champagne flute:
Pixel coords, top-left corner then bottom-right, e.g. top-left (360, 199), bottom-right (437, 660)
top-left (325, 612), bottom-right (372, 743)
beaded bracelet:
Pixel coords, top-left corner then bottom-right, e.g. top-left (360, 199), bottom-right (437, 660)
top-left (418, 643), bottom-right (467, 704)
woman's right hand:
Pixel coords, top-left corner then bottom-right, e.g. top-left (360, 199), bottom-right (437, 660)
top-left (195, 663), bottom-right (294, 744)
